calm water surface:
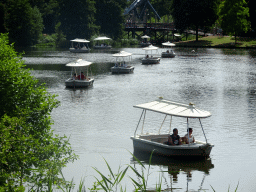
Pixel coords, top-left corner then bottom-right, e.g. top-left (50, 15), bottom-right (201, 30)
top-left (23, 46), bottom-right (256, 191)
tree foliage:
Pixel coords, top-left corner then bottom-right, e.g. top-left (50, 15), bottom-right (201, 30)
top-left (171, 0), bottom-right (219, 41)
top-left (58, 0), bottom-right (98, 40)
top-left (150, 0), bottom-right (172, 17)
top-left (4, 0), bottom-right (44, 46)
top-left (95, 0), bottom-right (127, 40)
top-left (219, 0), bottom-right (250, 43)
top-left (0, 33), bottom-right (77, 190)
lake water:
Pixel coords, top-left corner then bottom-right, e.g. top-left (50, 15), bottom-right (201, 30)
top-left (23, 46), bottom-right (256, 191)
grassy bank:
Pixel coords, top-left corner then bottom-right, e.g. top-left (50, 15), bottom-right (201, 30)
top-left (176, 36), bottom-right (256, 48)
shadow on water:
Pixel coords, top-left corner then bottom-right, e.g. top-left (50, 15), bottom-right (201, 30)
top-left (24, 62), bottom-right (114, 75)
top-left (131, 149), bottom-right (214, 191)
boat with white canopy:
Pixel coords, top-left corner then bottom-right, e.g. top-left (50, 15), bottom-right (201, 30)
top-left (111, 51), bottom-right (134, 74)
top-left (142, 45), bottom-right (160, 64)
top-left (141, 35), bottom-right (151, 47)
top-left (93, 36), bottom-right (112, 49)
top-left (131, 98), bottom-right (214, 158)
top-left (161, 41), bottom-right (176, 58)
top-left (65, 59), bottom-right (94, 88)
top-left (69, 38), bottom-right (90, 53)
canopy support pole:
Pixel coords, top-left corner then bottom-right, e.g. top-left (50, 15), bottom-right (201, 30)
top-left (199, 118), bottom-right (208, 143)
top-left (158, 114), bottom-right (167, 134)
top-left (187, 118), bottom-right (190, 145)
top-left (141, 110), bottom-right (147, 135)
top-left (134, 109), bottom-right (145, 137)
top-left (168, 116), bottom-right (172, 134)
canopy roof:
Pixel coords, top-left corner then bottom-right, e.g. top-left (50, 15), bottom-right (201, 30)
top-left (112, 51), bottom-right (132, 57)
top-left (134, 99), bottom-right (211, 118)
top-left (94, 36), bottom-right (111, 41)
top-left (141, 35), bottom-right (150, 39)
top-left (142, 45), bottom-right (158, 50)
top-left (162, 41), bottom-right (176, 47)
top-left (66, 59), bottom-right (92, 67)
top-left (70, 38), bottom-right (90, 43)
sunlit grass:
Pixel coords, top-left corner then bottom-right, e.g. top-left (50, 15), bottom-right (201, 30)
top-left (177, 35), bottom-right (256, 48)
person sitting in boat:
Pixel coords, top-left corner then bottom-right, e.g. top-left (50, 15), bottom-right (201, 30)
top-left (184, 128), bottom-right (195, 144)
top-left (167, 128), bottom-right (182, 145)
top-left (77, 72), bottom-right (85, 80)
top-left (146, 55), bottom-right (149, 58)
top-left (72, 73), bottom-right (77, 80)
top-left (167, 50), bottom-right (169, 53)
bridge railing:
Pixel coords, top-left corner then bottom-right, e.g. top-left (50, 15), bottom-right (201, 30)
top-left (125, 22), bottom-right (175, 30)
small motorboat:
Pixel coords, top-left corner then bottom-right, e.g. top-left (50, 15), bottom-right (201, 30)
top-left (93, 36), bottom-right (112, 49)
top-left (69, 38), bottom-right (90, 53)
top-left (131, 98), bottom-right (214, 158)
top-left (161, 41), bottom-right (176, 58)
top-left (65, 59), bottom-right (94, 88)
top-left (142, 45), bottom-right (160, 64)
top-left (111, 51), bottom-right (134, 74)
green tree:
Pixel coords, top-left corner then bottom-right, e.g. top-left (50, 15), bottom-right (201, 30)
top-left (95, 0), bottom-right (127, 40)
top-left (151, 0), bottom-right (172, 17)
top-left (0, 33), bottom-right (77, 190)
top-left (247, 0), bottom-right (255, 32)
top-left (219, 0), bottom-right (250, 43)
top-left (171, 0), bottom-right (219, 41)
top-left (4, 0), bottom-right (44, 46)
top-left (29, 0), bottom-right (59, 34)
top-left (58, 0), bottom-right (98, 40)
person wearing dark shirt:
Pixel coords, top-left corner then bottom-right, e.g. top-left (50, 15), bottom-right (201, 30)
top-left (167, 128), bottom-right (182, 145)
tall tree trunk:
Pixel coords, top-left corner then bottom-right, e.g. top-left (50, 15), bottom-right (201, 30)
top-left (196, 26), bottom-right (198, 41)
top-left (235, 31), bottom-right (237, 44)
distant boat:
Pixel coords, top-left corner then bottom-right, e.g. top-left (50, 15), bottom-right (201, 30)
top-left (111, 51), bottom-right (134, 74)
top-left (65, 59), bottom-right (94, 88)
top-left (69, 38), bottom-right (90, 53)
top-left (142, 45), bottom-right (160, 64)
top-left (131, 98), bottom-right (214, 158)
top-left (93, 36), bottom-right (112, 49)
top-left (161, 41), bottom-right (176, 58)
top-left (141, 35), bottom-right (151, 47)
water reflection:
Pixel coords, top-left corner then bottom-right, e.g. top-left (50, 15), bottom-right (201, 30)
top-left (131, 150), bottom-right (214, 191)
top-left (65, 88), bottom-right (93, 103)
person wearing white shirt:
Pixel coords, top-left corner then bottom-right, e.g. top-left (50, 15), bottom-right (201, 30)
top-left (184, 128), bottom-right (195, 144)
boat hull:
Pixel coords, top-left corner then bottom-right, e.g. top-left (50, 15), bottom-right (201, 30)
top-left (111, 66), bottom-right (134, 74)
top-left (142, 58), bottom-right (160, 65)
top-left (94, 45), bottom-right (112, 49)
top-left (161, 52), bottom-right (176, 58)
top-left (65, 78), bottom-right (94, 88)
top-left (69, 48), bottom-right (90, 53)
top-left (131, 135), bottom-right (213, 158)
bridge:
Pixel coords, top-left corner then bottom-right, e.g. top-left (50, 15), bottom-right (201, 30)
top-left (123, 0), bottom-right (208, 44)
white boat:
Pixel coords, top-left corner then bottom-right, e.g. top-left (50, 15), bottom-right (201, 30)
top-left (65, 59), bottom-right (94, 88)
top-left (141, 35), bottom-right (151, 47)
top-left (69, 38), bottom-right (90, 53)
top-left (161, 41), bottom-right (176, 58)
top-left (93, 36), bottom-right (112, 49)
top-left (111, 51), bottom-right (134, 74)
top-left (131, 98), bottom-right (214, 158)
top-left (142, 45), bottom-right (160, 64)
